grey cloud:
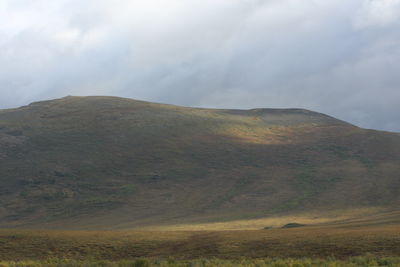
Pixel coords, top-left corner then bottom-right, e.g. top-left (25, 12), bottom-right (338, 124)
top-left (0, 0), bottom-right (399, 132)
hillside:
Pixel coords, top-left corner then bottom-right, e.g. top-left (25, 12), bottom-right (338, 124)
top-left (0, 96), bottom-right (399, 229)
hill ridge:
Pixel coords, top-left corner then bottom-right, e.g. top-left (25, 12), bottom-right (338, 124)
top-left (0, 96), bottom-right (399, 229)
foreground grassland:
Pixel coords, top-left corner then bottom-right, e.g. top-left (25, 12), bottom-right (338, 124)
top-left (1, 224), bottom-right (399, 261)
top-left (1, 256), bottom-right (400, 267)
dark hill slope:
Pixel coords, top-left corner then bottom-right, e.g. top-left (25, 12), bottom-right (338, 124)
top-left (0, 96), bottom-right (399, 229)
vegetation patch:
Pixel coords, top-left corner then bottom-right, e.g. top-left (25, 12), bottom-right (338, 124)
top-left (1, 256), bottom-right (400, 267)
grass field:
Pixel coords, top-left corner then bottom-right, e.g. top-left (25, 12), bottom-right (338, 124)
top-left (0, 227), bottom-right (400, 265)
top-left (1, 210), bottom-right (400, 264)
top-left (1, 223), bottom-right (399, 261)
top-left (0, 204), bottom-right (399, 266)
top-left (1, 256), bottom-right (400, 267)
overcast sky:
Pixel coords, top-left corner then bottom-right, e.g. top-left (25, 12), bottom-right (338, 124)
top-left (0, 0), bottom-right (399, 132)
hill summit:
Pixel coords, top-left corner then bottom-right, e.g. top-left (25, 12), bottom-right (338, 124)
top-left (0, 96), bottom-right (399, 229)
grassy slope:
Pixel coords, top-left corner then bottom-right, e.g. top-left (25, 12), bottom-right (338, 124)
top-left (0, 96), bottom-right (399, 229)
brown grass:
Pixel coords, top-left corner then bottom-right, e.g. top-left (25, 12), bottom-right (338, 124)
top-left (135, 207), bottom-right (387, 231)
top-left (0, 221), bottom-right (399, 261)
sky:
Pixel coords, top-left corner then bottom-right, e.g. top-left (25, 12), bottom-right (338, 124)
top-left (0, 0), bottom-right (399, 132)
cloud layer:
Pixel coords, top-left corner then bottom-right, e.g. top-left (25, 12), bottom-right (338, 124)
top-left (1, 0), bottom-right (399, 131)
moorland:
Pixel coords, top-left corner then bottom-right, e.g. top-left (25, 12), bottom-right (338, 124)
top-left (0, 96), bottom-right (399, 266)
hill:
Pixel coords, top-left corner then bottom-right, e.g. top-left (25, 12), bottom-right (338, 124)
top-left (0, 96), bottom-right (399, 229)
